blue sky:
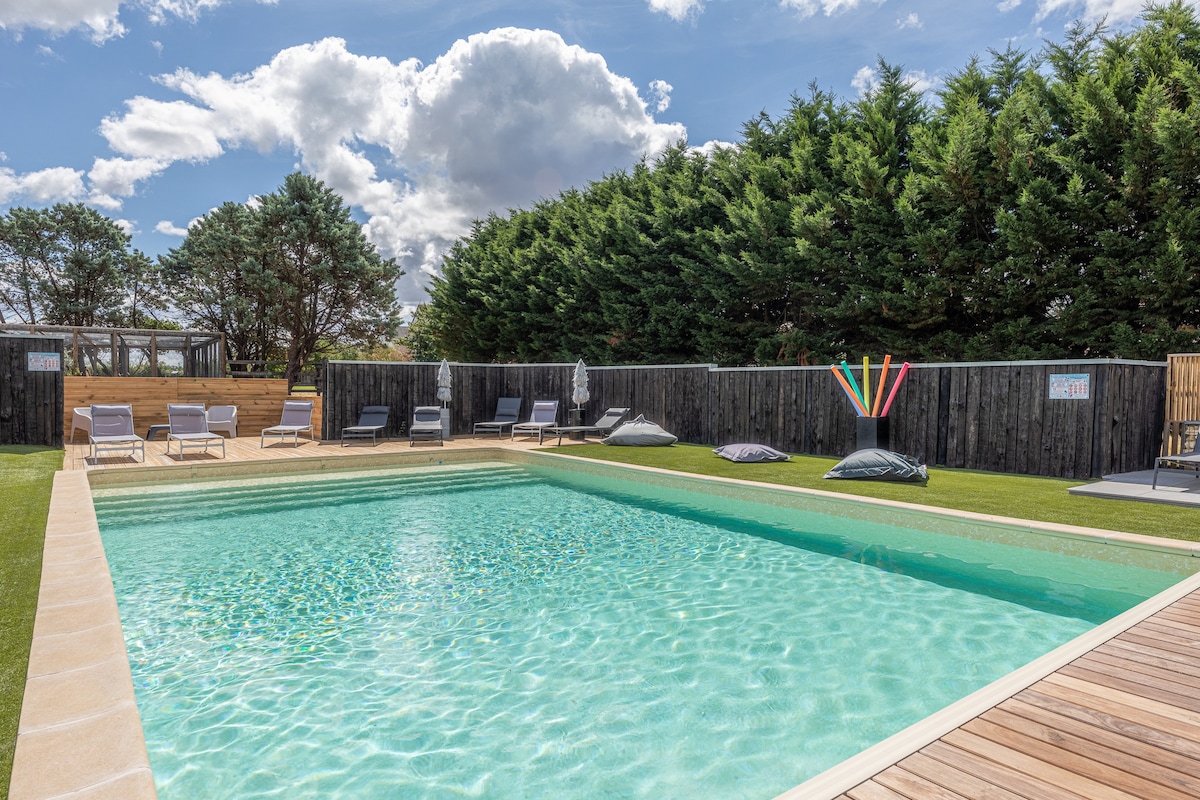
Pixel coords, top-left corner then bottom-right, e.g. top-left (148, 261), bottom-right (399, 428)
top-left (0, 0), bottom-right (1172, 311)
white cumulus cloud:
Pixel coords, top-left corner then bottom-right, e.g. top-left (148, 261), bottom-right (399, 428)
top-left (0, 0), bottom-right (274, 43)
top-left (648, 79), bottom-right (673, 113)
top-left (1034, 0), bottom-right (1167, 23)
top-left (897, 12), bottom-right (923, 29)
top-left (0, 166), bottom-right (86, 205)
top-left (780, 0), bottom-right (885, 17)
top-left (648, 0), bottom-right (705, 20)
top-left (97, 29), bottom-right (686, 308)
top-left (154, 220), bottom-right (190, 236)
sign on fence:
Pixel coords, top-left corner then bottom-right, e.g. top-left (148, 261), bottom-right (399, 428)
top-left (27, 352), bottom-right (61, 372)
top-left (1049, 373), bottom-right (1090, 399)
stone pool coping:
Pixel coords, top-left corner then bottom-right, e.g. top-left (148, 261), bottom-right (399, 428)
top-left (13, 447), bottom-right (1200, 799)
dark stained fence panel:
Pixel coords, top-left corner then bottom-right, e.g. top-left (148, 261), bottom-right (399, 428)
top-left (1, 334), bottom-right (65, 447)
top-left (323, 359), bottom-right (1166, 479)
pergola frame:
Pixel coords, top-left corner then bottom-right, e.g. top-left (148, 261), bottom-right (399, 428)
top-left (0, 323), bottom-right (226, 378)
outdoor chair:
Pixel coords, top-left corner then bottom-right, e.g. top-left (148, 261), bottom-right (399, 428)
top-left (409, 405), bottom-right (444, 446)
top-left (473, 397), bottom-right (522, 439)
top-left (260, 400), bottom-right (315, 447)
top-left (88, 404), bottom-right (145, 463)
top-left (70, 407), bottom-right (93, 445)
top-left (546, 407), bottom-right (631, 446)
top-left (511, 400), bottom-right (559, 444)
top-left (167, 403), bottom-right (225, 458)
top-left (205, 405), bottom-right (238, 438)
top-left (342, 405), bottom-right (390, 447)
top-left (1152, 421), bottom-right (1200, 489)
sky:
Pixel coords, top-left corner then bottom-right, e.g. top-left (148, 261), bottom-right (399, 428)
top-left (0, 0), bottom-right (1182, 315)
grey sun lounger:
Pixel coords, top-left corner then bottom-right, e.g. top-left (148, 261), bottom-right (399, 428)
top-left (342, 405), bottom-right (390, 446)
top-left (410, 405), bottom-right (444, 446)
top-left (546, 407), bottom-right (631, 446)
top-left (473, 397), bottom-right (522, 438)
top-left (511, 400), bottom-right (559, 444)
top-left (88, 404), bottom-right (145, 463)
top-left (261, 400), bottom-right (315, 447)
top-left (1153, 422), bottom-right (1200, 489)
top-left (205, 405), bottom-right (238, 438)
top-left (167, 403), bottom-right (225, 458)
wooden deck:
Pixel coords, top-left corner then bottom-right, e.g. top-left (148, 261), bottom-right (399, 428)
top-left (824, 590), bottom-right (1200, 800)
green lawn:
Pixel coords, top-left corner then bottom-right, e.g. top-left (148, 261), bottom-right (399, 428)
top-left (552, 442), bottom-right (1200, 541)
top-left (0, 446), bottom-right (62, 800)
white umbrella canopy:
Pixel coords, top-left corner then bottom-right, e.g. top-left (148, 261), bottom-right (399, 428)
top-left (436, 359), bottom-right (453, 405)
top-left (571, 359), bottom-right (590, 409)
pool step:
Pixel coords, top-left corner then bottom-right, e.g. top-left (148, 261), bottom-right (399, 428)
top-left (93, 465), bottom-right (538, 526)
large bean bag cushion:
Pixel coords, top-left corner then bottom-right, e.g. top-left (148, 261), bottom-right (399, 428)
top-left (713, 443), bottom-right (790, 463)
top-left (602, 415), bottom-right (677, 446)
top-left (824, 448), bottom-right (928, 483)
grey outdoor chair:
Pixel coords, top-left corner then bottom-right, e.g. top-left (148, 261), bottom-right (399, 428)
top-left (1152, 421), bottom-right (1200, 489)
top-left (167, 403), bottom-right (225, 458)
top-left (205, 405), bottom-right (238, 438)
top-left (88, 404), bottom-right (145, 463)
top-left (511, 400), bottom-right (559, 444)
top-left (547, 407), bottom-right (631, 446)
top-left (342, 405), bottom-right (390, 447)
top-left (409, 406), bottom-right (444, 446)
top-left (260, 400), bottom-right (315, 447)
top-left (473, 397), bottom-right (522, 439)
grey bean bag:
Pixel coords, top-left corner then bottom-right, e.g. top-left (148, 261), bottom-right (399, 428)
top-left (602, 414), bottom-right (677, 446)
top-left (824, 448), bottom-right (928, 483)
top-left (713, 443), bottom-right (790, 463)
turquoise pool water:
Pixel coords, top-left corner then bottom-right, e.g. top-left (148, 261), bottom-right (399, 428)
top-left (92, 462), bottom-right (1189, 800)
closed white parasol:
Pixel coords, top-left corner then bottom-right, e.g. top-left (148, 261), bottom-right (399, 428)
top-left (436, 359), bottom-right (453, 406)
top-left (572, 359), bottom-right (590, 409)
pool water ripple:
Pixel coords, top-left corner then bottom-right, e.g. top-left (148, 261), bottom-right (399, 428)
top-left (94, 464), bottom-right (1143, 799)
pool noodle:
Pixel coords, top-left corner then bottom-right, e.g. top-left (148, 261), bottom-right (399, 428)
top-left (862, 356), bottom-right (871, 416)
top-left (831, 366), bottom-right (868, 416)
top-left (880, 362), bottom-right (911, 417)
top-left (840, 360), bottom-right (868, 410)
top-left (872, 355), bottom-right (892, 418)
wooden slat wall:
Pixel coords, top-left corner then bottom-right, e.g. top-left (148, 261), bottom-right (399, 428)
top-left (63, 377), bottom-right (322, 438)
top-left (1164, 354), bottom-right (1200, 455)
top-left (1, 334), bottom-right (64, 447)
top-left (324, 359), bottom-right (1166, 479)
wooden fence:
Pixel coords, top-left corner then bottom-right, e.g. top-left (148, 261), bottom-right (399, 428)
top-left (1, 334), bottom-right (65, 446)
top-left (1164, 353), bottom-right (1200, 455)
top-left (64, 377), bottom-right (323, 438)
top-left (324, 359), bottom-right (1167, 479)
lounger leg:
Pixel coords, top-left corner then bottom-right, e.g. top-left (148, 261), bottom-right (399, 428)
top-left (1152, 464), bottom-right (1160, 490)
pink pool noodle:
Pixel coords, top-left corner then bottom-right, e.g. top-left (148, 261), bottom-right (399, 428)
top-left (872, 354), bottom-right (892, 417)
top-left (880, 362), bottom-right (910, 417)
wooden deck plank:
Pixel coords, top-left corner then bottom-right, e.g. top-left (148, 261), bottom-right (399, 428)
top-left (872, 766), bottom-right (974, 799)
top-left (1082, 650), bottom-right (1200, 692)
top-left (1100, 637), bottom-right (1200, 674)
top-left (998, 697), bottom-right (1200, 788)
top-left (922, 739), bottom-right (1097, 800)
top-left (895, 752), bottom-right (1030, 800)
top-left (973, 710), bottom-right (1200, 800)
top-left (845, 781), bottom-right (910, 800)
top-left (1041, 673), bottom-right (1200, 728)
top-left (1059, 662), bottom-right (1200, 713)
top-left (940, 728), bottom-right (1143, 800)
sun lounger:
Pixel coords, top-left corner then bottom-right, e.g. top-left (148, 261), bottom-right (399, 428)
top-left (512, 400), bottom-right (559, 444)
top-left (261, 400), bottom-right (315, 447)
top-left (409, 406), bottom-right (444, 446)
top-left (473, 397), bottom-right (522, 439)
top-left (167, 403), bottom-right (225, 458)
top-left (342, 405), bottom-right (390, 446)
top-left (70, 407), bottom-right (93, 445)
top-left (546, 407), bottom-right (631, 445)
top-left (1153, 422), bottom-right (1200, 489)
top-left (88, 404), bottom-right (145, 462)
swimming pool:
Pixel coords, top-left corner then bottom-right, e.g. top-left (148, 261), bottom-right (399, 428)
top-left (92, 460), bottom-right (1195, 799)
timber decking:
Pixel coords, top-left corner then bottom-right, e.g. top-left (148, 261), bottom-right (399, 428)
top-left (828, 591), bottom-right (1200, 800)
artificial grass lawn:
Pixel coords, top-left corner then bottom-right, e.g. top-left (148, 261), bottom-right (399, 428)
top-left (552, 442), bottom-right (1200, 542)
top-left (0, 446), bottom-right (61, 800)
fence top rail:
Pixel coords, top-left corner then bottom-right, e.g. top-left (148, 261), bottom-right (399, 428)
top-left (325, 358), bottom-right (1169, 371)
top-left (325, 361), bottom-right (719, 370)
